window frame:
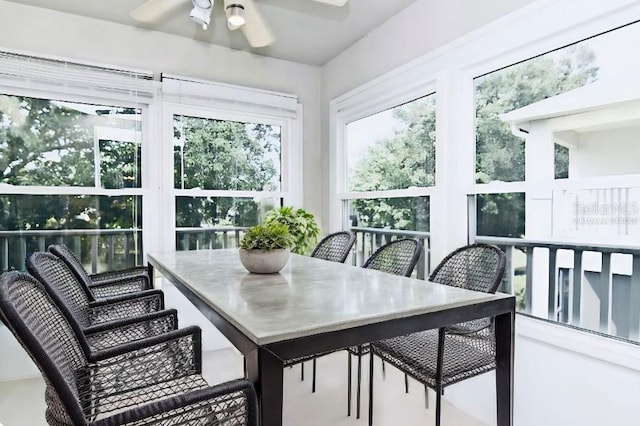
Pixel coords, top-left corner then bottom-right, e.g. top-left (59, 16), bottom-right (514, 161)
top-left (161, 96), bottom-right (302, 251)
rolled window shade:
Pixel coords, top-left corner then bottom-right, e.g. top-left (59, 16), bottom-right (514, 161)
top-left (0, 50), bottom-right (156, 97)
top-left (162, 74), bottom-right (299, 117)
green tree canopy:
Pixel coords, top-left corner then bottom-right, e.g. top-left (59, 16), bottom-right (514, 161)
top-left (349, 95), bottom-right (435, 231)
top-left (173, 116), bottom-right (281, 228)
top-left (348, 45), bottom-right (598, 237)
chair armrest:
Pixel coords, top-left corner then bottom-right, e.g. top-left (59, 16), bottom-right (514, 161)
top-left (88, 289), bottom-right (164, 324)
top-left (88, 274), bottom-right (151, 299)
top-left (89, 266), bottom-right (149, 284)
top-left (84, 309), bottom-right (179, 350)
top-left (79, 327), bottom-right (204, 410)
top-left (94, 379), bottom-right (258, 426)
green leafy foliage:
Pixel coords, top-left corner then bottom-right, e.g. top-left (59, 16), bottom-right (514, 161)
top-left (173, 116), bottom-right (281, 228)
top-left (263, 206), bottom-right (320, 255)
top-left (350, 95), bottom-right (435, 231)
top-left (239, 223), bottom-right (293, 250)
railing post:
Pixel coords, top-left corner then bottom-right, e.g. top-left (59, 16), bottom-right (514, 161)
top-left (416, 241), bottom-right (425, 280)
top-left (107, 235), bottom-right (115, 271)
top-left (223, 231), bottom-right (229, 249)
top-left (548, 248), bottom-right (558, 321)
top-left (91, 235), bottom-right (98, 274)
top-left (2, 237), bottom-right (8, 271)
top-left (502, 246), bottom-right (514, 295)
top-left (525, 247), bottom-right (533, 314)
top-left (571, 250), bottom-right (583, 327)
top-left (124, 233), bottom-right (131, 268)
top-left (599, 253), bottom-right (612, 334)
top-left (629, 254), bottom-right (640, 341)
top-left (38, 235), bottom-right (46, 253)
top-left (19, 236), bottom-right (27, 271)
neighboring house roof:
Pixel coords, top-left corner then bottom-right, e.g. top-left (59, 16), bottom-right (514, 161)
top-left (500, 79), bottom-right (640, 128)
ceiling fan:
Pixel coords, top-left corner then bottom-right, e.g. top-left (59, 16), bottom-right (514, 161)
top-left (129, 0), bottom-right (349, 48)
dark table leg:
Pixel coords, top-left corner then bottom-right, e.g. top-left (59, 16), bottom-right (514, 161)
top-left (147, 263), bottom-right (154, 288)
top-left (495, 309), bottom-right (515, 426)
top-left (246, 347), bottom-right (285, 426)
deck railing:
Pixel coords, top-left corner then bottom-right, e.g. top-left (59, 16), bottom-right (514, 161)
top-left (175, 227), bottom-right (249, 251)
top-left (350, 227), bottom-right (431, 280)
top-left (0, 228), bottom-right (143, 273)
top-left (475, 236), bottom-right (640, 342)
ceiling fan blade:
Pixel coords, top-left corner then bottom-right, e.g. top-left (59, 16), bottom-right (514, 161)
top-left (311, 0), bottom-right (348, 6)
top-left (130, 0), bottom-right (187, 23)
top-left (241, 0), bottom-right (275, 48)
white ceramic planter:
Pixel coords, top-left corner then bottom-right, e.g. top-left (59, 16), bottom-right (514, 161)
top-left (239, 248), bottom-right (290, 274)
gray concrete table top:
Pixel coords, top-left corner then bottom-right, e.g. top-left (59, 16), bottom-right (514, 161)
top-left (148, 249), bottom-right (510, 345)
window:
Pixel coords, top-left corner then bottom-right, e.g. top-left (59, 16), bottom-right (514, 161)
top-left (0, 95), bottom-right (144, 271)
top-left (336, 93), bottom-right (435, 275)
top-left (170, 112), bottom-right (287, 251)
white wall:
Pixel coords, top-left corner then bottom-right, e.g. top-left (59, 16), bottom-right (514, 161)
top-left (0, 0), bottom-right (323, 223)
top-left (444, 316), bottom-right (640, 426)
top-left (571, 127), bottom-right (640, 177)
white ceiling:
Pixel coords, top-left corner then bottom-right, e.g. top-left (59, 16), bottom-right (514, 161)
top-left (5, 0), bottom-right (420, 66)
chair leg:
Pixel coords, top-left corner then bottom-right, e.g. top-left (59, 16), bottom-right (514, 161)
top-left (356, 351), bottom-right (363, 419)
top-left (300, 362), bottom-right (304, 381)
top-left (404, 373), bottom-right (409, 393)
top-left (312, 358), bottom-right (317, 393)
top-left (435, 328), bottom-right (446, 426)
top-left (381, 359), bottom-right (386, 378)
top-left (368, 350), bottom-right (375, 426)
top-left (347, 352), bottom-right (352, 416)
top-left (436, 386), bottom-right (442, 426)
top-left (424, 384), bottom-right (429, 409)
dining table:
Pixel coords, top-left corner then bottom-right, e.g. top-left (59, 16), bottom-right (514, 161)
top-left (147, 248), bottom-right (515, 426)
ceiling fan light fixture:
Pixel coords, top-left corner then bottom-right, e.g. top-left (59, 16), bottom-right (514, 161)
top-left (190, 0), bottom-right (213, 30)
top-left (226, 4), bottom-right (246, 28)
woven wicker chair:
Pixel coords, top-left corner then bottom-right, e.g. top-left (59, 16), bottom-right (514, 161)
top-left (310, 231), bottom-right (356, 263)
top-left (0, 271), bottom-right (257, 425)
top-left (294, 231), bottom-right (357, 390)
top-left (368, 243), bottom-right (506, 426)
top-left (49, 244), bottom-right (151, 299)
top-left (27, 251), bottom-right (173, 351)
top-left (349, 237), bottom-right (423, 418)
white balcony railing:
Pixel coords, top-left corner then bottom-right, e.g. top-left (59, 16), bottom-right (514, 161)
top-left (475, 236), bottom-right (640, 343)
top-left (0, 228), bottom-right (142, 272)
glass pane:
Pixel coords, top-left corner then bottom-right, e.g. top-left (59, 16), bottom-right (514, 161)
top-left (346, 94), bottom-right (436, 192)
top-left (0, 194), bottom-right (142, 271)
top-left (175, 196), bottom-right (280, 251)
top-left (475, 45), bottom-right (598, 183)
top-left (173, 115), bottom-right (281, 191)
top-left (476, 193), bottom-right (525, 237)
top-left (347, 196), bottom-right (430, 232)
top-left (0, 95), bottom-right (142, 187)
top-left (99, 139), bottom-right (141, 188)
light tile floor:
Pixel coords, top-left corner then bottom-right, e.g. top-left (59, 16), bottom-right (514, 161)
top-left (0, 347), bottom-right (487, 426)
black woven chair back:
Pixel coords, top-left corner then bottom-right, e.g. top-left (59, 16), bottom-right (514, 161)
top-left (27, 251), bottom-right (93, 326)
top-left (311, 231), bottom-right (356, 263)
top-left (48, 244), bottom-right (95, 297)
top-left (429, 243), bottom-right (506, 293)
top-left (0, 271), bottom-right (89, 424)
top-left (362, 238), bottom-right (423, 277)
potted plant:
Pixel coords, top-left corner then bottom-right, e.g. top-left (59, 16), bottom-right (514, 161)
top-left (263, 206), bottom-right (320, 255)
top-left (239, 223), bottom-right (294, 274)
